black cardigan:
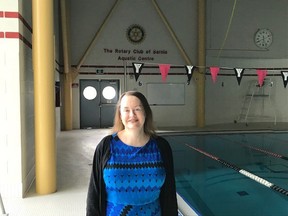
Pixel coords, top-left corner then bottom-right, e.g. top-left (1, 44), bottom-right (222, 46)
top-left (86, 134), bottom-right (178, 216)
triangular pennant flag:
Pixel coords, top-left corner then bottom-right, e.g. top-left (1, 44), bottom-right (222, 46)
top-left (185, 65), bottom-right (196, 84)
top-left (234, 68), bottom-right (245, 85)
top-left (256, 69), bottom-right (267, 87)
top-left (210, 67), bottom-right (220, 83)
top-left (132, 62), bottom-right (144, 81)
top-left (159, 64), bottom-right (170, 82)
top-left (280, 71), bottom-right (288, 88)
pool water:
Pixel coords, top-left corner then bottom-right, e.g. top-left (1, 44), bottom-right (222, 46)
top-left (162, 132), bottom-right (288, 216)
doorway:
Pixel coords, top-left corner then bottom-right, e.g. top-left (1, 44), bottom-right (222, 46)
top-left (80, 79), bottom-right (119, 129)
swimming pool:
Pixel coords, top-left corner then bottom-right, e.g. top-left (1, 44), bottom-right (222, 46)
top-left (162, 132), bottom-right (288, 216)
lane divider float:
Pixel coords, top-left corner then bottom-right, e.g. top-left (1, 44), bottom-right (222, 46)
top-left (185, 143), bottom-right (288, 197)
top-left (217, 135), bottom-right (288, 161)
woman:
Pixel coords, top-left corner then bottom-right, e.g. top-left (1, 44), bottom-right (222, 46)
top-left (86, 91), bottom-right (178, 216)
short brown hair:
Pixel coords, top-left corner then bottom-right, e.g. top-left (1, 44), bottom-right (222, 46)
top-left (111, 91), bottom-right (156, 137)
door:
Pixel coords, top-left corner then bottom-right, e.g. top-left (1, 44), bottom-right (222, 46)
top-left (100, 80), bottom-right (119, 127)
top-left (80, 79), bottom-right (119, 129)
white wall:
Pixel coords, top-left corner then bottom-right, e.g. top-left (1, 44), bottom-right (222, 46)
top-left (0, 0), bottom-right (287, 200)
top-left (70, 0), bottom-right (197, 65)
top-left (0, 0), bottom-right (61, 198)
top-left (69, 0), bottom-right (288, 128)
top-left (0, 0), bottom-right (26, 198)
top-left (206, 0), bottom-right (288, 62)
top-left (72, 69), bottom-right (196, 129)
top-left (19, 0), bottom-right (35, 197)
top-left (70, 0), bottom-right (198, 129)
top-left (205, 0), bottom-right (288, 125)
top-left (205, 70), bottom-right (288, 124)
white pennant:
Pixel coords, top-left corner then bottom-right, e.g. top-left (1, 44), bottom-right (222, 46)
top-left (281, 71), bottom-right (288, 88)
top-left (234, 68), bottom-right (245, 85)
top-left (282, 72), bottom-right (288, 81)
top-left (235, 68), bottom-right (244, 77)
top-left (134, 63), bottom-right (143, 73)
top-left (186, 65), bottom-right (194, 74)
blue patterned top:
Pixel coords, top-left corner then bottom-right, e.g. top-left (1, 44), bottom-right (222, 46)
top-left (103, 134), bottom-right (166, 216)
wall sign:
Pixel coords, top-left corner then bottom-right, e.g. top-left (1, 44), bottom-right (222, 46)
top-left (102, 24), bottom-right (168, 61)
top-left (103, 48), bottom-right (168, 61)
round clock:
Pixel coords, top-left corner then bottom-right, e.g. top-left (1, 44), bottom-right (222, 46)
top-left (126, 24), bottom-right (145, 44)
top-left (254, 28), bottom-right (273, 49)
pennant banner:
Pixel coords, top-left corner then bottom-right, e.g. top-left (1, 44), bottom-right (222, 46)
top-left (256, 69), bottom-right (267, 87)
top-left (132, 62), bottom-right (144, 81)
top-left (130, 62), bottom-right (288, 89)
top-left (281, 71), bottom-right (288, 88)
top-left (234, 68), bottom-right (245, 85)
top-left (210, 67), bottom-right (220, 83)
top-left (159, 64), bottom-right (170, 82)
top-left (185, 65), bottom-right (196, 84)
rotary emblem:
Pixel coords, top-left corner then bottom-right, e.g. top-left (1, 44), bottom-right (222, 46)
top-left (126, 24), bottom-right (145, 44)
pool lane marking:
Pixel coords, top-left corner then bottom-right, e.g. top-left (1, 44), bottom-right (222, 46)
top-left (185, 144), bottom-right (288, 197)
top-left (216, 135), bottom-right (288, 161)
top-left (242, 145), bottom-right (288, 161)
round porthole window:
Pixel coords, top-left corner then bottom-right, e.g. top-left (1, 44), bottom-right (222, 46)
top-left (102, 86), bottom-right (116, 100)
top-left (83, 86), bottom-right (97, 100)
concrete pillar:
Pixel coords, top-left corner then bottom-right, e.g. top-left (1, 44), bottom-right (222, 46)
top-left (63, 73), bottom-right (73, 130)
top-left (32, 0), bottom-right (57, 194)
top-left (60, 0), bottom-right (73, 131)
top-left (196, 0), bottom-right (206, 128)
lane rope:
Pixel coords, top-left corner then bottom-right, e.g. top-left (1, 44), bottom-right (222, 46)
top-left (242, 144), bottom-right (288, 161)
top-left (217, 135), bottom-right (288, 161)
top-left (185, 143), bottom-right (288, 197)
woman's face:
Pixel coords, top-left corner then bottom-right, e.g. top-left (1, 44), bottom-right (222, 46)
top-left (120, 95), bottom-right (146, 131)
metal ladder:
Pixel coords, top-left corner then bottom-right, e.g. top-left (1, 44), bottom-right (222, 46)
top-left (235, 79), bottom-right (276, 125)
top-left (0, 193), bottom-right (8, 215)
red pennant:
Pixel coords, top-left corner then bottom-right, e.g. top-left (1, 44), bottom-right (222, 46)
top-left (256, 69), bottom-right (267, 86)
top-left (210, 67), bottom-right (220, 83)
top-left (159, 64), bottom-right (170, 82)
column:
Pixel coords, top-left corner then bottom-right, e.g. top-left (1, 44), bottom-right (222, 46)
top-left (32, 0), bottom-right (56, 194)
